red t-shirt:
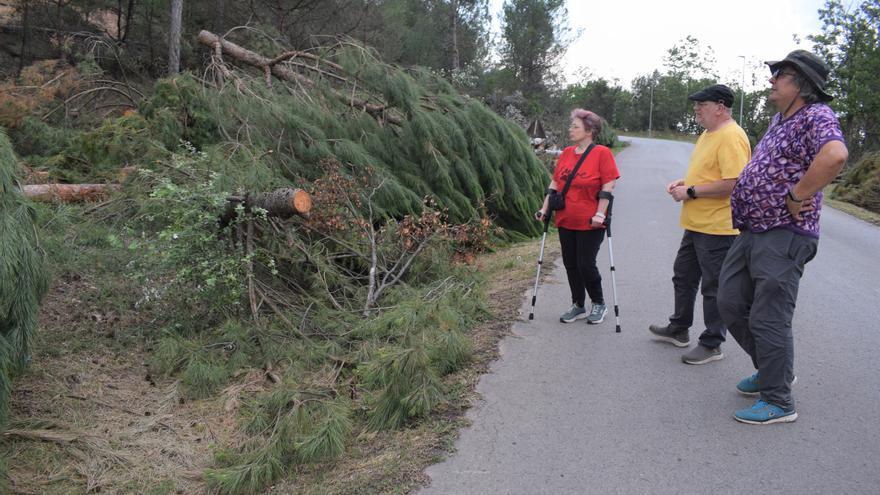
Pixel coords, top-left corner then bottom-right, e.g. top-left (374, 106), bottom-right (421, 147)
top-left (552, 145), bottom-right (620, 230)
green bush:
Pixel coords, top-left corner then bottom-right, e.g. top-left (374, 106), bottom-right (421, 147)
top-left (595, 119), bottom-right (619, 148)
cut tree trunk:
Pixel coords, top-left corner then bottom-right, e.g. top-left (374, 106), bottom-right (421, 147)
top-left (249, 188), bottom-right (312, 218)
top-left (21, 183), bottom-right (121, 202)
top-left (220, 187), bottom-right (312, 228)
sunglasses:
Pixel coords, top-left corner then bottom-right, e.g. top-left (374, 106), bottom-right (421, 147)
top-left (771, 68), bottom-right (798, 80)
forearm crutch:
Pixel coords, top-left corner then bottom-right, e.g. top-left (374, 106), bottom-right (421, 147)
top-left (598, 191), bottom-right (621, 333)
top-left (528, 213), bottom-right (552, 320)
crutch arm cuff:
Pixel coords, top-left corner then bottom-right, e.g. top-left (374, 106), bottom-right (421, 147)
top-left (597, 191), bottom-right (614, 200)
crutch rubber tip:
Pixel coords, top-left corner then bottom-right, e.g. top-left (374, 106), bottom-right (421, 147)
top-left (616, 325), bottom-right (621, 333)
top-left (528, 313), bottom-right (534, 320)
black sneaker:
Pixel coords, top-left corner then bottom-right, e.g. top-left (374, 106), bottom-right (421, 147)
top-left (648, 324), bottom-right (690, 347)
top-left (681, 345), bottom-right (724, 365)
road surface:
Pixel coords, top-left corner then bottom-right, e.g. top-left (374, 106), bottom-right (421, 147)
top-left (421, 136), bottom-right (880, 495)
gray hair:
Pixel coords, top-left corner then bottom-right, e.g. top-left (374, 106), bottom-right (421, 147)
top-left (570, 108), bottom-right (603, 137)
top-left (792, 70), bottom-right (822, 104)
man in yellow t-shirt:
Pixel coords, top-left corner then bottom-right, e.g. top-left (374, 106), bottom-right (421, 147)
top-left (649, 84), bottom-right (751, 365)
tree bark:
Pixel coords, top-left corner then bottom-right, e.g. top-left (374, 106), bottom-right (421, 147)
top-left (120, 0), bottom-right (136, 43)
top-left (451, 0), bottom-right (460, 71)
top-left (248, 188), bottom-right (312, 218)
top-left (17, 0), bottom-right (30, 75)
top-left (168, 0), bottom-right (183, 75)
top-left (21, 184), bottom-right (121, 203)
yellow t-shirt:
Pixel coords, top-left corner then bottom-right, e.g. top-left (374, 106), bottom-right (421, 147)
top-left (681, 122), bottom-right (751, 235)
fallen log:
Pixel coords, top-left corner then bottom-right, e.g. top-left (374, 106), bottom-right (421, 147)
top-left (20, 183), bottom-right (121, 203)
top-left (232, 188), bottom-right (312, 218)
top-left (196, 30), bottom-right (402, 126)
top-left (220, 187), bottom-right (312, 228)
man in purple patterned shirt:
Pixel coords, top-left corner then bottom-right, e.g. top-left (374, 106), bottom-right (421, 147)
top-left (718, 50), bottom-right (849, 425)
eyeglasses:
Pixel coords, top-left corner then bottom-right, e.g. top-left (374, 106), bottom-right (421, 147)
top-left (771, 68), bottom-right (798, 80)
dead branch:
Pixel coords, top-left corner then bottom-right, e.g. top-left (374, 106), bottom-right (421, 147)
top-left (42, 86), bottom-right (138, 120)
top-left (246, 218), bottom-right (259, 321)
top-left (4, 428), bottom-right (84, 444)
top-left (196, 30), bottom-right (401, 126)
top-left (266, 50), bottom-right (344, 72)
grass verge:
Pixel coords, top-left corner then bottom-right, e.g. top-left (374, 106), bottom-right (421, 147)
top-left (824, 197), bottom-right (880, 225)
top-left (1, 232), bottom-right (559, 494)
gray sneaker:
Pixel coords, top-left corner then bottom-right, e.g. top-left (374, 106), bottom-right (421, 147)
top-left (648, 324), bottom-right (691, 347)
top-left (560, 304), bottom-right (587, 323)
top-left (586, 303), bottom-right (608, 324)
top-left (681, 345), bottom-right (724, 365)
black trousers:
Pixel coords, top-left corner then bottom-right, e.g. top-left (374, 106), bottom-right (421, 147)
top-left (717, 229), bottom-right (818, 411)
top-left (669, 230), bottom-right (736, 349)
top-left (558, 227), bottom-right (605, 306)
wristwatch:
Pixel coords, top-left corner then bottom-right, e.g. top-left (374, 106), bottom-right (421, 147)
top-left (686, 186), bottom-right (697, 199)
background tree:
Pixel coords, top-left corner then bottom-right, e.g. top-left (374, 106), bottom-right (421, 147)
top-left (563, 77), bottom-right (623, 127)
top-left (498, 0), bottom-right (569, 103)
top-left (370, 0), bottom-right (489, 74)
top-left (810, 0), bottom-right (880, 161)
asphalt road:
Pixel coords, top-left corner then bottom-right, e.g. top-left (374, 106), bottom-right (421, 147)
top-left (420, 136), bottom-right (880, 495)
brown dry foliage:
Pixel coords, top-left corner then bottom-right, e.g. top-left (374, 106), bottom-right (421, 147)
top-left (0, 60), bottom-right (81, 127)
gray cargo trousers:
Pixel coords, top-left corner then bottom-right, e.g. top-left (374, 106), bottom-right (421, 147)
top-left (717, 228), bottom-right (818, 411)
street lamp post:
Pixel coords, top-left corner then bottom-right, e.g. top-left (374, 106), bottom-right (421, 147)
top-left (738, 55), bottom-right (746, 126)
top-left (648, 82), bottom-right (654, 137)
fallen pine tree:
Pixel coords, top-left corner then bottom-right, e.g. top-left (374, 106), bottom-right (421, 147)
top-left (2, 32), bottom-right (546, 495)
top-left (0, 128), bottom-right (49, 428)
top-left (138, 32), bottom-right (548, 236)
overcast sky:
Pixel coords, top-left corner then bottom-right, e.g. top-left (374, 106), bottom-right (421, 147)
top-left (489, 0), bottom-right (840, 90)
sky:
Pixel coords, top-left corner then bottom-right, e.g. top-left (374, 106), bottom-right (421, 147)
top-left (488, 0), bottom-right (838, 90)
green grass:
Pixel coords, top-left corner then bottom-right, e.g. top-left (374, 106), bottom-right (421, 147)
top-left (824, 198), bottom-right (880, 226)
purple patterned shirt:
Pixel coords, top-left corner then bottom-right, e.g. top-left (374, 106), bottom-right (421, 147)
top-left (730, 103), bottom-right (845, 238)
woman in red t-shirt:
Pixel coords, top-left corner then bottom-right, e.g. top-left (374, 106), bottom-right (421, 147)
top-left (536, 109), bottom-right (620, 324)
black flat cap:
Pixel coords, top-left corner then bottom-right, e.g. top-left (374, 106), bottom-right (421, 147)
top-left (688, 84), bottom-right (735, 108)
top-left (766, 50), bottom-right (833, 102)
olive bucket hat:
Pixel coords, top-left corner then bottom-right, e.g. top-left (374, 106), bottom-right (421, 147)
top-left (766, 49), bottom-right (834, 102)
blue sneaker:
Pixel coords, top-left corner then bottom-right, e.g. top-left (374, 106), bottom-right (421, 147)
top-left (737, 373), bottom-right (760, 396)
top-left (734, 400), bottom-right (797, 425)
top-left (736, 373), bottom-right (798, 397)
